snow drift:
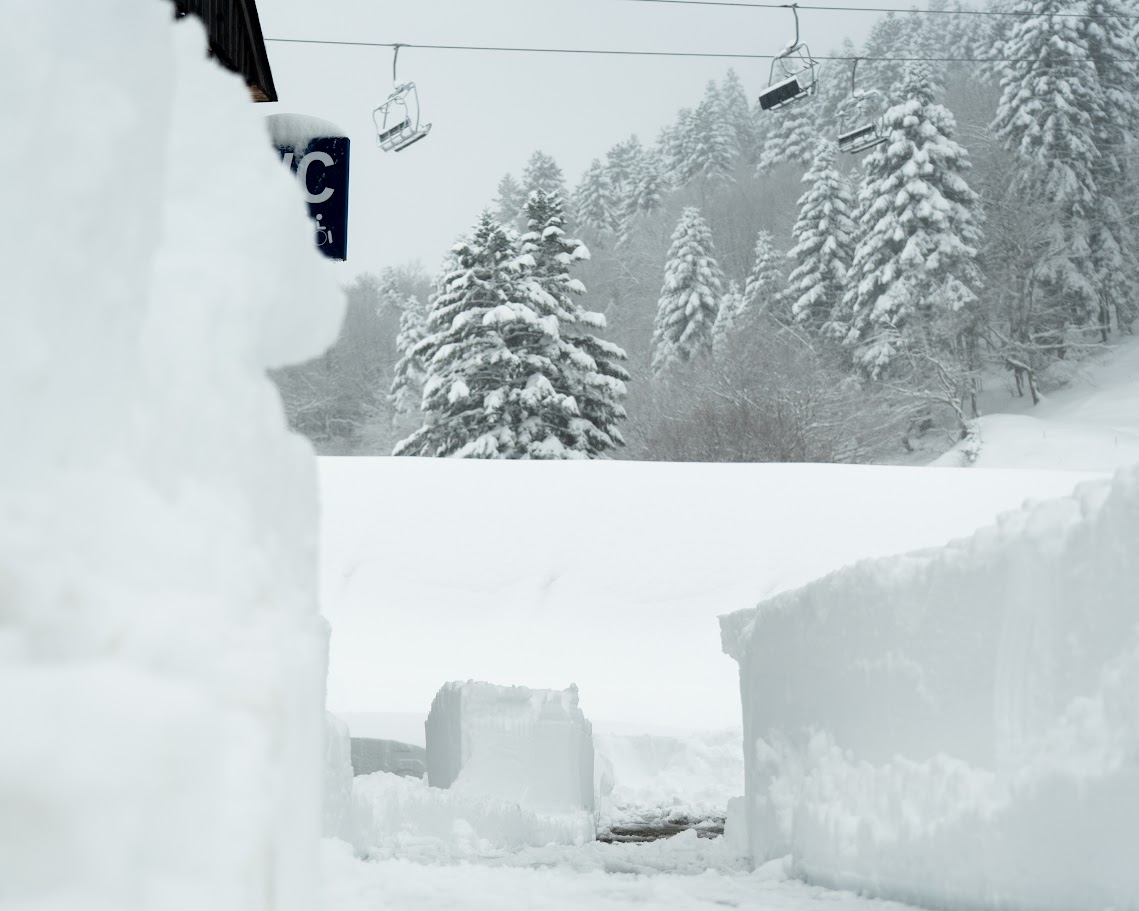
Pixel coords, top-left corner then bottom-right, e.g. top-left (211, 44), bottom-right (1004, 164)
top-left (426, 681), bottom-right (595, 816)
top-left (0, 4), bottom-right (342, 909)
top-left (351, 771), bottom-right (595, 860)
top-left (721, 467), bottom-right (1139, 911)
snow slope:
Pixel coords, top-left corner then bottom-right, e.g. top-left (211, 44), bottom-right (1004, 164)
top-left (0, 4), bottom-right (342, 909)
top-left (320, 459), bottom-right (1098, 732)
top-left (932, 335), bottom-right (1139, 470)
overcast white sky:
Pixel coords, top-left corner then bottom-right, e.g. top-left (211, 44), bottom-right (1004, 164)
top-left (256, 0), bottom-right (877, 278)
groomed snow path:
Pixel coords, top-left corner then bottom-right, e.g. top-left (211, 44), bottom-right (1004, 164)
top-left (320, 838), bottom-right (919, 911)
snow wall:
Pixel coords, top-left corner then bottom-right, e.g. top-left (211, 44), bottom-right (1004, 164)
top-left (720, 468), bottom-right (1139, 911)
top-left (426, 682), bottom-right (595, 816)
top-left (0, 4), bottom-right (343, 909)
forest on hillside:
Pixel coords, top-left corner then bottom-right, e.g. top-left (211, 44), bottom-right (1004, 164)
top-left (271, 0), bottom-right (1139, 461)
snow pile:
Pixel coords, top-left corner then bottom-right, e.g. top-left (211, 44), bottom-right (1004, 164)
top-left (595, 729), bottom-right (743, 829)
top-left (721, 467), bottom-right (1139, 911)
top-left (0, 4), bottom-right (342, 909)
top-left (426, 681), bottom-right (595, 815)
top-left (324, 714), bottom-right (357, 843)
top-left (352, 771), bottom-right (594, 860)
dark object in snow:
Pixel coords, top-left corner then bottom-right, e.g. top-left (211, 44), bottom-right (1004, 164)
top-left (597, 816), bottom-right (726, 843)
top-left (350, 737), bottom-right (426, 778)
top-left (172, 0), bottom-right (277, 102)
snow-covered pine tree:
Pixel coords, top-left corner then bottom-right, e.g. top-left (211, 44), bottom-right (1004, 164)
top-left (521, 150), bottom-right (569, 203)
top-left (663, 107), bottom-right (700, 186)
top-left (605, 135), bottom-right (645, 204)
top-left (720, 68), bottom-right (759, 162)
top-left (394, 212), bottom-right (580, 458)
top-left (742, 230), bottom-right (785, 321)
top-left (494, 173), bottom-right (527, 226)
top-left (617, 152), bottom-right (668, 249)
top-left (862, 12), bottom-right (912, 99)
top-left (1080, 0), bottom-right (1139, 332)
top-left (689, 80), bottom-right (738, 184)
top-left (389, 294), bottom-right (428, 416)
top-left (991, 0), bottom-right (1104, 337)
top-left (756, 99), bottom-right (817, 175)
top-left (651, 207), bottom-right (725, 373)
top-left (711, 280), bottom-right (746, 353)
top-left (842, 62), bottom-right (983, 378)
top-left (522, 190), bottom-right (630, 456)
top-left (574, 158), bottom-right (619, 240)
top-left (786, 139), bottom-right (856, 335)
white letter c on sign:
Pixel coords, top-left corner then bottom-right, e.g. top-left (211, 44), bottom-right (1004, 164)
top-left (297, 151), bottom-right (335, 204)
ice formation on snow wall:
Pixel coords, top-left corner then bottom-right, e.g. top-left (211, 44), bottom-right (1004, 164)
top-left (0, 3), bottom-right (343, 909)
top-left (721, 468), bottom-right (1139, 911)
top-left (426, 682), bottom-right (595, 814)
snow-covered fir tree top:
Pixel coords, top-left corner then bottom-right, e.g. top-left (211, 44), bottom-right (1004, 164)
top-left (651, 207), bottom-right (725, 373)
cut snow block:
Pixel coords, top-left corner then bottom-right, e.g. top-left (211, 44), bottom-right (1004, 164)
top-left (425, 681), bottom-right (595, 814)
top-left (720, 468), bottom-right (1139, 911)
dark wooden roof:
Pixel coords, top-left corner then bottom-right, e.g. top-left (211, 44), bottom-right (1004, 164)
top-left (174, 0), bottom-right (278, 102)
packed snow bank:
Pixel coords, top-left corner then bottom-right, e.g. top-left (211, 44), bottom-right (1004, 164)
top-left (352, 771), bottom-right (594, 859)
top-left (426, 681), bottom-right (594, 815)
top-left (321, 458), bottom-right (1101, 732)
top-left (324, 714), bottom-right (357, 843)
top-left (721, 467), bottom-right (1139, 911)
top-left (0, 5), bottom-right (342, 909)
top-left (595, 729), bottom-right (743, 829)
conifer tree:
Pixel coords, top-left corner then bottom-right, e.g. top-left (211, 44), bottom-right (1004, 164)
top-left (651, 207), bottom-right (725, 373)
top-left (617, 153), bottom-right (667, 249)
top-left (389, 294), bottom-right (428, 416)
top-left (786, 139), bottom-right (856, 334)
top-left (521, 150), bottom-right (569, 203)
top-left (862, 12), bottom-right (912, 98)
top-left (494, 173), bottom-right (527, 226)
top-left (664, 107), bottom-right (700, 185)
top-left (992, 0), bottom-right (1104, 335)
top-left (394, 212), bottom-right (579, 458)
top-left (720, 68), bottom-right (758, 161)
top-left (605, 135), bottom-right (646, 208)
top-left (574, 158), bottom-right (619, 239)
top-left (711, 280), bottom-right (747, 353)
top-left (1080, 0), bottom-right (1139, 332)
top-left (842, 62), bottom-right (983, 377)
top-left (688, 80), bottom-right (738, 183)
top-left (756, 100), bottom-right (817, 175)
top-left (743, 230), bottom-right (785, 320)
top-left (522, 190), bottom-right (630, 455)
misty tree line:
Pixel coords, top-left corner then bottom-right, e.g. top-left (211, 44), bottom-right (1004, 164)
top-left (272, 0), bottom-right (1139, 461)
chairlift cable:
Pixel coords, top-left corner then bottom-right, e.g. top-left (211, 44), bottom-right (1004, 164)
top-left (263, 37), bottom-right (1139, 63)
top-left (619, 0), bottom-right (1139, 22)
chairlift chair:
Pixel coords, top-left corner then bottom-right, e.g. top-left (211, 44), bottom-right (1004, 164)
top-left (373, 45), bottom-right (432, 152)
top-left (836, 59), bottom-right (886, 154)
top-left (757, 5), bottom-right (820, 112)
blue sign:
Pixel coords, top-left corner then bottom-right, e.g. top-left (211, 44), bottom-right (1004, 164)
top-left (274, 134), bottom-right (351, 261)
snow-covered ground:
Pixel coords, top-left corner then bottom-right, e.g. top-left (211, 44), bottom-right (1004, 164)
top-left (933, 336), bottom-right (1139, 470)
top-left (317, 336), bottom-right (1139, 911)
top-left (319, 837), bottom-right (924, 911)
